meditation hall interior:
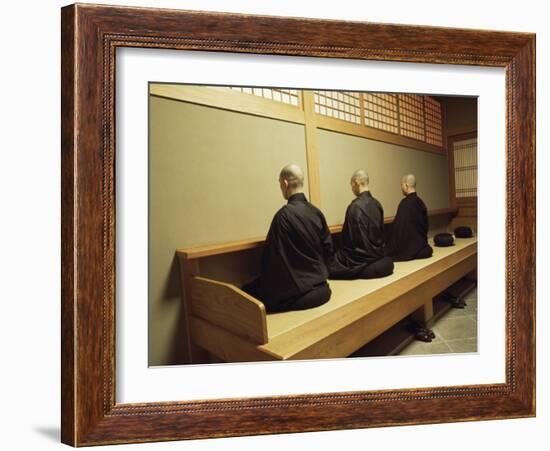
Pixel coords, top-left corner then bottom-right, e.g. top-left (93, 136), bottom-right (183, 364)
top-left (148, 84), bottom-right (478, 366)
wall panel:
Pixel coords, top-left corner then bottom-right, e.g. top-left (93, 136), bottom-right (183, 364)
top-left (317, 129), bottom-right (450, 226)
top-left (149, 96), bottom-right (308, 365)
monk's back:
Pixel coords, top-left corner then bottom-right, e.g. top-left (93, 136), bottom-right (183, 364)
top-left (258, 193), bottom-right (332, 306)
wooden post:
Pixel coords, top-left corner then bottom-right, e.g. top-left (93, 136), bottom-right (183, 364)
top-left (447, 134), bottom-right (457, 212)
top-left (302, 90), bottom-right (322, 207)
top-left (177, 255), bottom-right (209, 363)
top-left (411, 300), bottom-right (434, 326)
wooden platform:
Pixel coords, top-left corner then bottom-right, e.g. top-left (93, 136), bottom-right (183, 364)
top-left (184, 237), bottom-right (477, 362)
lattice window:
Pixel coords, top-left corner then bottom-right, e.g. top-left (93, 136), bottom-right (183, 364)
top-left (215, 86), bottom-right (300, 106)
top-left (424, 97), bottom-right (443, 146)
top-left (363, 93), bottom-right (399, 134)
top-left (453, 138), bottom-right (477, 197)
top-left (314, 91), bottom-right (362, 124)
top-left (398, 94), bottom-right (426, 141)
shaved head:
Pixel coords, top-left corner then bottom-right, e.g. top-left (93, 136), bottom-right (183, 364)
top-left (402, 174), bottom-right (416, 189)
top-left (351, 169), bottom-right (369, 186)
top-left (279, 164), bottom-right (305, 189)
top-left (349, 169), bottom-right (370, 197)
top-left (400, 174), bottom-right (417, 196)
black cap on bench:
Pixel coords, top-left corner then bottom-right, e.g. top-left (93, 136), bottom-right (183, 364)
top-left (434, 233), bottom-right (454, 247)
top-left (454, 226), bottom-right (473, 238)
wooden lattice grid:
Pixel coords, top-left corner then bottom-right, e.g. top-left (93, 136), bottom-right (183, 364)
top-left (226, 86), bottom-right (300, 106)
top-left (424, 96), bottom-right (443, 146)
top-left (313, 90), bottom-right (362, 124)
top-left (453, 138), bottom-right (478, 197)
top-left (208, 86), bottom-right (445, 150)
top-left (363, 93), bottom-right (399, 134)
top-left (398, 94), bottom-right (426, 141)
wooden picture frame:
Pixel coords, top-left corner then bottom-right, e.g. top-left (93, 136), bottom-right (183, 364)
top-left (61, 3), bottom-right (535, 446)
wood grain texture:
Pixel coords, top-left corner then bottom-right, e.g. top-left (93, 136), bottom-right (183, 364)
top-left (263, 242), bottom-right (477, 359)
top-left (302, 90), bottom-right (322, 207)
top-left (176, 257), bottom-right (208, 364)
top-left (183, 240), bottom-right (476, 362)
top-left (191, 276), bottom-right (268, 344)
top-left (190, 316), bottom-right (278, 362)
top-left (61, 3), bottom-right (535, 446)
top-left (266, 238), bottom-right (476, 339)
top-left (60, 5), bottom-right (76, 446)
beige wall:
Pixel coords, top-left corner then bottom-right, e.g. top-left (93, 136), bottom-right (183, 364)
top-left (317, 129), bottom-right (450, 225)
top-left (149, 96), bottom-right (308, 365)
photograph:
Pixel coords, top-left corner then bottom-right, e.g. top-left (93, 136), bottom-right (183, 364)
top-left (148, 84), bottom-right (479, 366)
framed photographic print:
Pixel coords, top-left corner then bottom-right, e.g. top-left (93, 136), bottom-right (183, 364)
top-left (61, 3), bottom-right (535, 446)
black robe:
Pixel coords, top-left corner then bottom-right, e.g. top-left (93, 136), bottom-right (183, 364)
top-left (253, 193), bottom-right (333, 310)
top-left (329, 191), bottom-right (387, 279)
top-left (389, 192), bottom-right (432, 261)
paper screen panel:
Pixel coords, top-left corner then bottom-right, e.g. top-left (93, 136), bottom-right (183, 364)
top-left (425, 97), bottom-right (444, 146)
top-left (314, 91), bottom-right (362, 124)
top-left (398, 94), bottom-right (426, 141)
top-left (227, 86), bottom-right (300, 106)
top-left (363, 93), bottom-right (399, 134)
top-left (453, 137), bottom-right (478, 197)
top-left (207, 85), bottom-right (300, 106)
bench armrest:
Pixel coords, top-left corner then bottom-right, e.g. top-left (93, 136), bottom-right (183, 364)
top-left (191, 276), bottom-right (268, 345)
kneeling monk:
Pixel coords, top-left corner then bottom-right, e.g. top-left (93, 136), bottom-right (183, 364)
top-left (329, 169), bottom-right (394, 279)
top-left (389, 174), bottom-right (433, 261)
top-left (243, 164), bottom-right (333, 313)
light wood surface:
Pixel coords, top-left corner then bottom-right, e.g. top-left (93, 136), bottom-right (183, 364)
top-left (411, 300), bottom-right (434, 325)
top-left (177, 257), bottom-right (210, 363)
top-left (190, 316), bottom-right (278, 362)
top-left (188, 237), bottom-right (476, 361)
top-left (265, 237), bottom-right (476, 340)
top-left (150, 84), bottom-right (306, 125)
top-left (177, 236), bottom-right (267, 260)
top-left (191, 276), bottom-right (268, 344)
top-left (302, 90), bottom-right (322, 207)
top-left (264, 248), bottom-right (476, 359)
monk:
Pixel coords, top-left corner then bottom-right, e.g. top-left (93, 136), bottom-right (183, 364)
top-left (389, 174), bottom-right (433, 261)
top-left (243, 164), bottom-right (333, 313)
top-left (329, 169), bottom-right (394, 279)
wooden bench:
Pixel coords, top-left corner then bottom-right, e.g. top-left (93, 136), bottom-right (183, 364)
top-left (176, 211), bottom-right (476, 363)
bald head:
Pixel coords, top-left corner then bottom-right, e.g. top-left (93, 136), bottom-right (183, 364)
top-left (279, 164), bottom-right (305, 199)
top-left (351, 169), bottom-right (369, 186)
top-left (401, 174), bottom-right (417, 195)
top-left (350, 169), bottom-right (370, 196)
top-left (279, 164), bottom-right (304, 188)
